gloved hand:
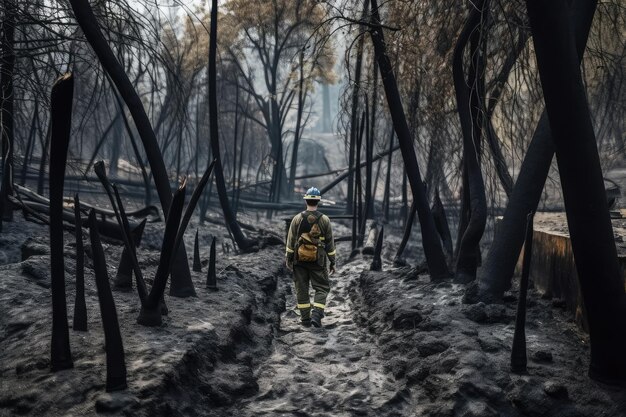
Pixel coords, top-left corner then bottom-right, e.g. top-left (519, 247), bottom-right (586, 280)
top-left (329, 263), bottom-right (336, 275)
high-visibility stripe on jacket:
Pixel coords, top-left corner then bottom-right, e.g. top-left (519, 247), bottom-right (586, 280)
top-left (285, 210), bottom-right (336, 265)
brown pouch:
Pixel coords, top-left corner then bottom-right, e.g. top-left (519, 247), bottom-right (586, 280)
top-left (297, 232), bottom-right (319, 263)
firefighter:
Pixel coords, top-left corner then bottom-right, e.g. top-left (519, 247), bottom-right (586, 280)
top-left (285, 187), bottom-right (336, 327)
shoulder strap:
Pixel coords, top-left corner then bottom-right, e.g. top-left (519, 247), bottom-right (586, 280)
top-left (295, 211), bottom-right (307, 238)
top-left (296, 211), bottom-right (321, 237)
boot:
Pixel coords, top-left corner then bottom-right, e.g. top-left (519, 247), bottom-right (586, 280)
top-left (299, 306), bottom-right (311, 327)
top-left (311, 308), bottom-right (324, 328)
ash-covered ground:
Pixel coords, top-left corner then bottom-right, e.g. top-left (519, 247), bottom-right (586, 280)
top-left (1, 210), bottom-right (625, 416)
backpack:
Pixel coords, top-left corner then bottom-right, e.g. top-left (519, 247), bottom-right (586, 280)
top-left (295, 212), bottom-right (322, 263)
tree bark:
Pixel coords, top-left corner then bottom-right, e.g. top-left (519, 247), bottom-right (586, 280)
top-left (369, 0), bottom-right (449, 280)
top-left (526, 0), bottom-right (626, 384)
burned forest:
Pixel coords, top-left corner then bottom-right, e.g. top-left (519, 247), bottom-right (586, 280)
top-left (1, 0), bottom-right (626, 415)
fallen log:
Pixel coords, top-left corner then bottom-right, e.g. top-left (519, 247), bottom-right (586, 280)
top-left (18, 199), bottom-right (139, 242)
top-left (14, 184), bottom-right (160, 221)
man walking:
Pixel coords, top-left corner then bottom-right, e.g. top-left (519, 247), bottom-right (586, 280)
top-left (286, 187), bottom-right (336, 327)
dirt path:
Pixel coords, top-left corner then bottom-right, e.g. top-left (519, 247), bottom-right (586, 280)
top-left (223, 261), bottom-right (405, 417)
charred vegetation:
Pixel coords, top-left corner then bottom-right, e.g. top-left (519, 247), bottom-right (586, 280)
top-left (0, 0), bottom-right (625, 412)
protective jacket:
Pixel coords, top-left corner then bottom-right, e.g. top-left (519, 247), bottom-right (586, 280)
top-left (285, 210), bottom-right (336, 268)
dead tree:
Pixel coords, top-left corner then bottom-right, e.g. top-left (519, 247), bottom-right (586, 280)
top-left (137, 183), bottom-right (186, 327)
top-left (383, 127), bottom-right (394, 221)
top-left (346, 0), bottom-right (368, 213)
top-left (207, 0), bottom-right (256, 253)
top-left (369, 0), bottom-right (449, 280)
top-left (356, 111), bottom-right (365, 247)
top-left (0, 0), bottom-right (16, 225)
top-left (49, 73), bottom-right (74, 372)
top-left (370, 225), bottom-right (384, 271)
top-left (193, 229), bottom-right (202, 272)
top-left (94, 162), bottom-right (148, 302)
top-left (365, 63), bottom-right (378, 219)
top-left (169, 160), bottom-right (216, 297)
top-left (526, 0), bottom-right (626, 384)
top-left (477, 0), bottom-right (596, 302)
top-left (73, 194), bottom-right (87, 332)
top-left (206, 237), bottom-right (217, 290)
top-left (67, 0), bottom-right (193, 287)
top-left (393, 201), bottom-right (416, 267)
top-left (432, 188), bottom-right (454, 263)
top-left (452, 0), bottom-right (488, 283)
top-left (88, 210), bottom-right (127, 392)
top-left (114, 219), bottom-right (146, 291)
top-left (288, 50), bottom-right (307, 193)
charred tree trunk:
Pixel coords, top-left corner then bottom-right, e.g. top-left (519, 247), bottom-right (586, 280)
top-left (370, 225), bottom-right (384, 271)
top-left (289, 50), bottom-right (306, 193)
top-left (206, 237), bottom-right (217, 290)
top-left (67, 0), bottom-right (191, 283)
top-left (365, 63), bottom-right (378, 219)
top-left (383, 126), bottom-right (394, 221)
top-left (94, 162), bottom-right (148, 303)
top-left (393, 201), bottom-right (416, 267)
top-left (231, 82), bottom-right (240, 204)
top-left (452, 1), bottom-right (488, 283)
top-left (356, 112), bottom-right (365, 247)
top-left (526, 0), bottom-right (626, 384)
top-left (510, 211), bottom-right (534, 374)
top-left (49, 73), bottom-right (74, 372)
top-left (266, 82), bottom-right (289, 204)
top-left (234, 105), bottom-right (248, 214)
top-left (20, 101), bottom-right (39, 186)
top-left (36, 123), bottom-right (51, 196)
top-left (347, 0), bottom-right (368, 214)
top-left (369, 0), bottom-right (449, 280)
top-left (401, 172), bottom-right (408, 226)
top-left (193, 229), bottom-right (202, 272)
top-left (432, 187), bottom-right (454, 263)
top-left (0, 0), bottom-right (16, 224)
top-left (477, 0), bottom-right (595, 301)
top-left (109, 114), bottom-right (123, 177)
top-left (88, 210), bottom-right (127, 392)
top-left (207, 0), bottom-right (256, 252)
top-left (73, 194), bottom-right (87, 332)
top-left (137, 183), bottom-right (186, 327)
top-left (113, 219), bottom-right (146, 291)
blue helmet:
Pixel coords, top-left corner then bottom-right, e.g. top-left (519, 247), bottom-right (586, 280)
top-left (303, 187), bottom-right (322, 200)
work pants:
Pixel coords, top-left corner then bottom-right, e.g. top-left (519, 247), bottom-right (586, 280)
top-left (293, 263), bottom-right (330, 321)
